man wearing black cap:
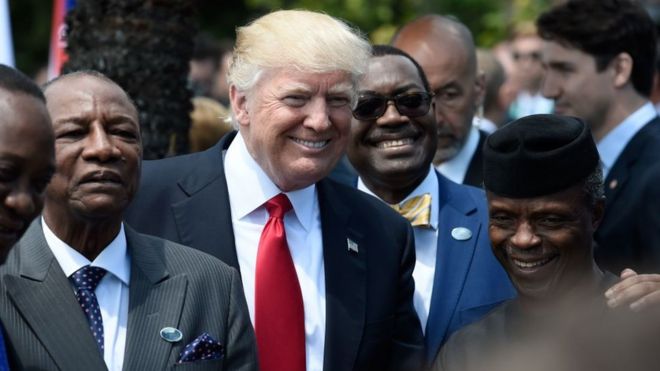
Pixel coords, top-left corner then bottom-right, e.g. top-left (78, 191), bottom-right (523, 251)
top-left (431, 114), bottom-right (660, 370)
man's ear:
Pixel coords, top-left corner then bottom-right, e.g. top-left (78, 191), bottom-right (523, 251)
top-left (230, 85), bottom-right (250, 127)
top-left (611, 52), bottom-right (634, 89)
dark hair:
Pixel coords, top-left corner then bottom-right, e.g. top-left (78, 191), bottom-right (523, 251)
top-left (537, 0), bottom-right (657, 97)
top-left (0, 64), bottom-right (46, 102)
top-left (371, 44), bottom-right (431, 92)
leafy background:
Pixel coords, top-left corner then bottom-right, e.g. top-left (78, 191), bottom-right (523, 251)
top-left (10, 0), bottom-right (554, 77)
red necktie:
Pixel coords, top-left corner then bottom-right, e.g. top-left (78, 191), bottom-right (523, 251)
top-left (255, 194), bottom-right (306, 371)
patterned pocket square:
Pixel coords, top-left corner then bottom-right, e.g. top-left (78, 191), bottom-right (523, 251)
top-left (177, 332), bottom-right (224, 363)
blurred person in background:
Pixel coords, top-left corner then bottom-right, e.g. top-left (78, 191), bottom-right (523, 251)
top-left (392, 15), bottom-right (487, 187)
top-left (188, 32), bottom-right (222, 99)
top-left (507, 23), bottom-right (554, 120)
top-left (476, 48), bottom-right (512, 132)
top-left (188, 96), bottom-right (232, 153)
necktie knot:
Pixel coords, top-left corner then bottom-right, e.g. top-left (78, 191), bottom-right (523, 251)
top-left (391, 193), bottom-right (432, 228)
top-left (70, 265), bottom-right (107, 292)
top-left (265, 193), bottom-right (292, 219)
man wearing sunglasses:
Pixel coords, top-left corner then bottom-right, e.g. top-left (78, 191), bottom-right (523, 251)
top-left (392, 15), bottom-right (487, 187)
top-left (347, 45), bottom-right (515, 364)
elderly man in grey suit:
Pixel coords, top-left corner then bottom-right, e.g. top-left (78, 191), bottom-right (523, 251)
top-left (0, 71), bottom-right (257, 371)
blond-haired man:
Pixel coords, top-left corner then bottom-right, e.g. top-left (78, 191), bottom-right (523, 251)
top-left (127, 10), bottom-right (424, 371)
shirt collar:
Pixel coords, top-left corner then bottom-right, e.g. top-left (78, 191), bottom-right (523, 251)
top-left (224, 132), bottom-right (316, 231)
top-left (436, 124), bottom-right (480, 184)
top-left (42, 217), bottom-right (131, 285)
top-left (358, 166), bottom-right (439, 230)
top-left (597, 102), bottom-right (657, 177)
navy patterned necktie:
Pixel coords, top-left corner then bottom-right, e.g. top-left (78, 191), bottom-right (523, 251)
top-left (70, 266), bottom-right (107, 356)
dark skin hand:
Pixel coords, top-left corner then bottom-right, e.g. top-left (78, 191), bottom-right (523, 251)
top-left (605, 268), bottom-right (660, 312)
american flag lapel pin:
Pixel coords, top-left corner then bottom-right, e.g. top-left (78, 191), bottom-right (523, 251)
top-left (347, 238), bottom-right (359, 254)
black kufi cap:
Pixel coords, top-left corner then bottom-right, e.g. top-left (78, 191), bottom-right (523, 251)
top-left (483, 114), bottom-right (599, 198)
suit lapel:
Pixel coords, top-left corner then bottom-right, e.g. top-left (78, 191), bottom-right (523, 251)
top-left (603, 118), bottom-right (659, 206)
top-left (171, 132), bottom-right (239, 269)
top-left (122, 226), bottom-right (188, 370)
top-left (4, 222), bottom-right (107, 370)
top-left (318, 180), bottom-right (367, 371)
top-left (424, 173), bottom-right (480, 359)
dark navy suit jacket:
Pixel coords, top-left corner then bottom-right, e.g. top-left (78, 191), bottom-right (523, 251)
top-left (595, 116), bottom-right (660, 274)
top-left (125, 131), bottom-right (425, 371)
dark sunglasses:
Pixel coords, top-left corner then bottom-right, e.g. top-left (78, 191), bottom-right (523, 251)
top-left (352, 91), bottom-right (433, 121)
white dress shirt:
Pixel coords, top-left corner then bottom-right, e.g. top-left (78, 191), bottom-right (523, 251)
top-left (358, 166), bottom-right (439, 333)
top-left (437, 125), bottom-right (480, 184)
top-left (508, 90), bottom-right (554, 119)
top-left (475, 116), bottom-right (497, 134)
top-left (224, 133), bottom-right (326, 371)
top-left (597, 102), bottom-right (657, 178)
top-left (43, 218), bottom-right (130, 371)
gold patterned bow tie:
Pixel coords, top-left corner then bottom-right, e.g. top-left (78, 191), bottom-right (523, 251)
top-left (390, 193), bottom-right (432, 228)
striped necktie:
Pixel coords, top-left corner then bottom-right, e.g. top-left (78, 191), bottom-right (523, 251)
top-left (390, 193), bottom-right (432, 228)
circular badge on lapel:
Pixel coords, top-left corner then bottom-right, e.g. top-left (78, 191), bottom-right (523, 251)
top-left (451, 227), bottom-right (472, 241)
top-left (160, 327), bottom-right (183, 343)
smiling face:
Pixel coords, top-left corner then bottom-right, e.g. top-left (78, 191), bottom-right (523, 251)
top-left (487, 184), bottom-right (602, 303)
top-left (43, 74), bottom-right (142, 222)
top-left (231, 68), bottom-right (353, 191)
top-left (347, 55), bottom-right (436, 201)
top-left (0, 90), bottom-right (55, 260)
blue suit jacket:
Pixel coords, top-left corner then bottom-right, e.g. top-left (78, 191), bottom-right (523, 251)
top-left (595, 116), bottom-right (660, 274)
top-left (344, 171), bottom-right (515, 361)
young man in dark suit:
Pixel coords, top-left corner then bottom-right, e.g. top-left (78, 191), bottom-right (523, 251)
top-left (538, 0), bottom-right (660, 274)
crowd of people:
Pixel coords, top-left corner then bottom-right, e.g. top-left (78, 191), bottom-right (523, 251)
top-left (1, 0), bottom-right (660, 370)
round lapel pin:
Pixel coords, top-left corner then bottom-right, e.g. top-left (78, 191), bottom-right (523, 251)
top-left (160, 327), bottom-right (183, 343)
top-left (451, 227), bottom-right (472, 241)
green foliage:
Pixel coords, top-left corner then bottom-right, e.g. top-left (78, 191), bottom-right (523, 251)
top-left (11, 0), bottom-right (553, 77)
top-left (10, 0), bottom-right (51, 76)
top-left (239, 0), bottom-right (551, 47)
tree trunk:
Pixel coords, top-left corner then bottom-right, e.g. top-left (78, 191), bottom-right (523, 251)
top-left (63, 0), bottom-right (195, 159)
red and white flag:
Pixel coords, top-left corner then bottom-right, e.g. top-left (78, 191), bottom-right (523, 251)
top-left (47, 0), bottom-right (76, 79)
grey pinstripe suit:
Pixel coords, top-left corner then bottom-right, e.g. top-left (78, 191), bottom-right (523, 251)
top-left (0, 221), bottom-right (257, 371)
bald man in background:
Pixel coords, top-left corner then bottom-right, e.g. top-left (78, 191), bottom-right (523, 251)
top-left (392, 15), bottom-right (486, 187)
